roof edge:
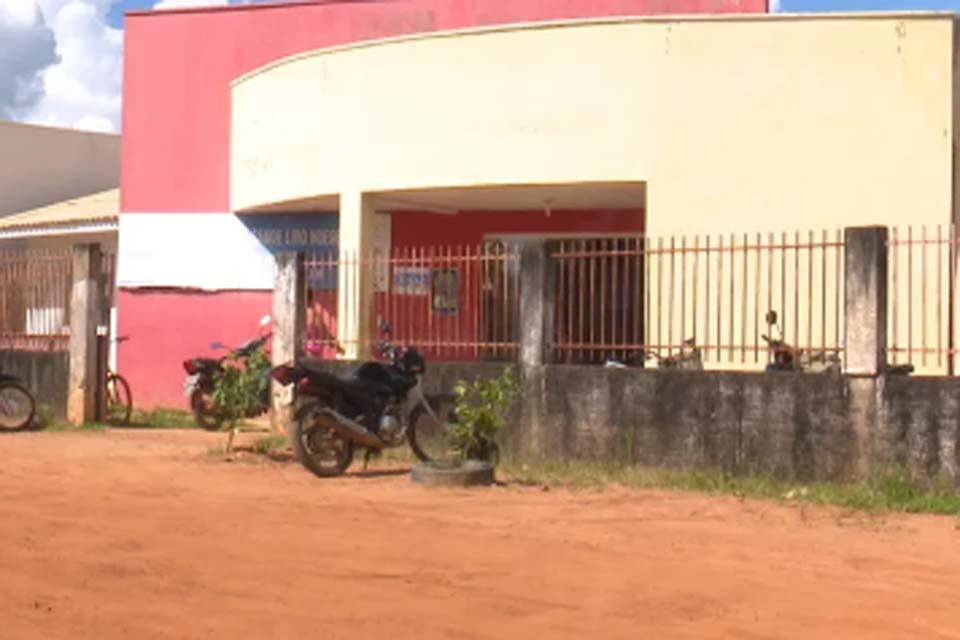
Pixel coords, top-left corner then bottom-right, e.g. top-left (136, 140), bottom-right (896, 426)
top-left (231, 10), bottom-right (957, 88)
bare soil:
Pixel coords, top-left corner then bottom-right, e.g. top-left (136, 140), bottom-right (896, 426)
top-left (1, 429), bottom-right (958, 640)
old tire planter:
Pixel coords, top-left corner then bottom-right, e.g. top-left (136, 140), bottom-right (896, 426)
top-left (411, 460), bottom-right (494, 488)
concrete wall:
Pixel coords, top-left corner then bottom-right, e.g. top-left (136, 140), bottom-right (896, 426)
top-left (0, 351), bottom-right (69, 420)
top-left (0, 121), bottom-right (120, 217)
top-left (232, 14), bottom-right (955, 234)
top-left (310, 360), bottom-right (959, 484)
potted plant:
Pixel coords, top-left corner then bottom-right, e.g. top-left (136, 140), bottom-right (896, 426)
top-left (411, 366), bottom-right (517, 487)
top-left (450, 365), bottom-right (518, 466)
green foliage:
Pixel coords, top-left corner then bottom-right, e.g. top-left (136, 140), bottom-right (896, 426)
top-left (210, 345), bottom-right (270, 428)
top-left (129, 407), bottom-right (198, 429)
top-left (451, 366), bottom-right (518, 464)
top-left (42, 421), bottom-right (106, 433)
top-left (253, 434), bottom-right (289, 455)
top-left (35, 404), bottom-right (55, 428)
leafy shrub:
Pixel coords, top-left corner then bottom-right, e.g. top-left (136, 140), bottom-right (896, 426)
top-left (451, 366), bottom-right (518, 465)
top-left (210, 346), bottom-right (270, 428)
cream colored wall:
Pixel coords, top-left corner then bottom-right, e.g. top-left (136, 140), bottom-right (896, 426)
top-left (0, 121), bottom-right (120, 217)
top-left (231, 14), bottom-right (957, 371)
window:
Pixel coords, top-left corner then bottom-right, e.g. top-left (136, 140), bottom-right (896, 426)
top-left (431, 268), bottom-right (459, 315)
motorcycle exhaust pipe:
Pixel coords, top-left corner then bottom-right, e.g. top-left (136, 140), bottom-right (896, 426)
top-left (313, 407), bottom-right (384, 448)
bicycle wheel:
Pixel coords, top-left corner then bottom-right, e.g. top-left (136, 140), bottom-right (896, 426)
top-left (0, 382), bottom-right (36, 432)
top-left (105, 373), bottom-right (132, 426)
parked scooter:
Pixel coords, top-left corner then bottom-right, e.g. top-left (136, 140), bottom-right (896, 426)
top-left (761, 310), bottom-right (841, 373)
top-left (604, 337), bottom-right (704, 371)
top-left (270, 319), bottom-right (456, 478)
top-left (649, 337), bottom-right (704, 370)
top-left (0, 372), bottom-right (36, 432)
top-left (182, 315), bottom-right (272, 430)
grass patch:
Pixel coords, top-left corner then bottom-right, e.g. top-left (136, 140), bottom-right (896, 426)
top-left (42, 421), bottom-right (107, 433)
top-left (128, 407), bottom-right (199, 429)
top-left (252, 434), bottom-right (289, 455)
top-left (498, 460), bottom-right (960, 516)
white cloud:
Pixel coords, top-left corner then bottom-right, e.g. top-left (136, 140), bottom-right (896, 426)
top-left (4, 0), bottom-right (236, 134)
top-left (26, 0), bottom-right (123, 133)
top-left (0, 1), bottom-right (59, 120)
top-left (1, 0), bottom-right (122, 133)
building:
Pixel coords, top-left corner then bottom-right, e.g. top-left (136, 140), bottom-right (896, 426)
top-left (0, 123), bottom-right (119, 367)
top-left (118, 1), bottom-right (957, 407)
top-left (118, 0), bottom-right (766, 407)
top-left (0, 120), bottom-right (119, 218)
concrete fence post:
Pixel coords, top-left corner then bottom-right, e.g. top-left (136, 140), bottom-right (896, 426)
top-left (518, 240), bottom-right (557, 368)
top-left (271, 251), bottom-right (306, 433)
top-left (843, 226), bottom-right (888, 478)
top-left (844, 226), bottom-right (888, 376)
top-left (67, 243), bottom-right (102, 425)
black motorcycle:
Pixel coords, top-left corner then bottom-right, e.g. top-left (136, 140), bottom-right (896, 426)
top-left (270, 321), bottom-right (456, 478)
top-left (182, 315), bottom-right (272, 430)
top-left (0, 373), bottom-right (36, 432)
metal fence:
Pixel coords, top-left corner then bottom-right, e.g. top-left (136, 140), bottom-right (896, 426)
top-left (551, 231), bottom-right (846, 368)
top-left (887, 225), bottom-right (956, 373)
top-left (0, 249), bottom-right (73, 351)
top-left (304, 243), bottom-right (520, 360)
top-left (0, 249), bottom-right (116, 353)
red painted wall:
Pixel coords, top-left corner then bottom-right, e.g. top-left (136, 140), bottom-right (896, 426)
top-left (116, 289), bottom-right (272, 408)
top-left (384, 209), bottom-right (646, 359)
top-left (391, 209), bottom-right (644, 246)
top-left (121, 0), bottom-right (766, 213)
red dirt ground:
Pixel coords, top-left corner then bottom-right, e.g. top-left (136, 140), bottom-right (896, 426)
top-left (1, 429), bottom-right (958, 639)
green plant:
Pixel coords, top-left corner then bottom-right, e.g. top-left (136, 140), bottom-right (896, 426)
top-left (253, 434), bottom-right (289, 455)
top-left (451, 366), bottom-right (518, 464)
top-left (210, 346), bottom-right (270, 428)
top-left (35, 404), bottom-right (55, 428)
top-left (42, 420), bottom-right (106, 433)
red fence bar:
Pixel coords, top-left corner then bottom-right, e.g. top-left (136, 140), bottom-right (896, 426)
top-left (305, 243), bottom-right (520, 362)
top-left (886, 224), bottom-right (960, 373)
top-left (548, 230), bottom-right (845, 369)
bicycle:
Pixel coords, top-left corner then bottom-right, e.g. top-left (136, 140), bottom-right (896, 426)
top-left (0, 373), bottom-right (36, 432)
top-left (104, 336), bottom-right (133, 426)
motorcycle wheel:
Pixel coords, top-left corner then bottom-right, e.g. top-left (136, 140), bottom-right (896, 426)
top-left (291, 403), bottom-right (354, 478)
top-left (190, 388), bottom-right (224, 431)
top-left (0, 382), bottom-right (36, 432)
top-left (408, 394), bottom-right (458, 463)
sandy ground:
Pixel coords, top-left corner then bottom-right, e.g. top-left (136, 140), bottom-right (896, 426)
top-left (0, 429), bottom-right (958, 640)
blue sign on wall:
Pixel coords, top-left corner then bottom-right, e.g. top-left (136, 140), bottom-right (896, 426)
top-left (240, 212), bottom-right (339, 253)
top-left (240, 212), bottom-right (339, 290)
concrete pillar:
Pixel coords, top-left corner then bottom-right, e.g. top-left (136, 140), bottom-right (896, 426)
top-left (271, 251), bottom-right (306, 433)
top-left (337, 191), bottom-right (376, 360)
top-left (67, 244), bottom-right (102, 425)
top-left (518, 240), bottom-right (557, 368)
top-left (844, 226), bottom-right (888, 376)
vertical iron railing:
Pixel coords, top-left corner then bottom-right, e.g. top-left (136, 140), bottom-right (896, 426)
top-left (304, 243), bottom-right (520, 360)
top-left (550, 231), bottom-right (845, 368)
top-left (887, 225), bottom-right (956, 374)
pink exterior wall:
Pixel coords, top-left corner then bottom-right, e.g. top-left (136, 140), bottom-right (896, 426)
top-left (117, 289), bottom-right (271, 408)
